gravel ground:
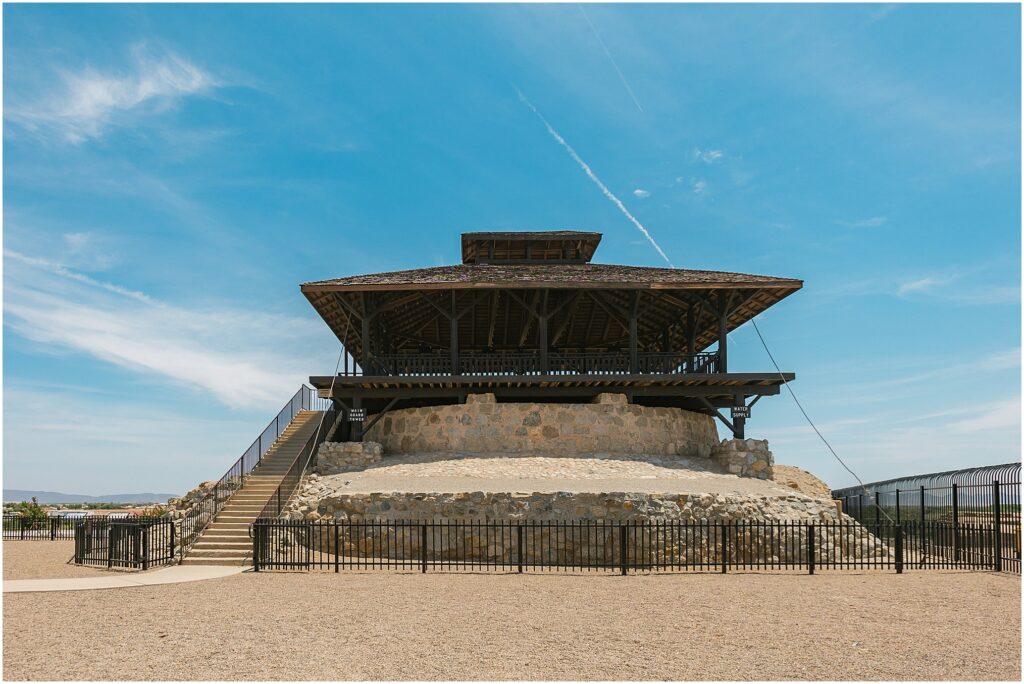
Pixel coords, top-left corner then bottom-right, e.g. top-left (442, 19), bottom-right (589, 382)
top-left (325, 452), bottom-right (807, 497)
top-left (2, 541), bottom-right (112, 580)
top-left (3, 570), bottom-right (1018, 680)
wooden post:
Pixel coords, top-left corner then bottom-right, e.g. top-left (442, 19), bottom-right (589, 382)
top-left (539, 290), bottom-right (549, 374)
top-left (450, 291), bottom-right (459, 375)
top-left (686, 306), bottom-right (697, 371)
top-left (732, 393), bottom-right (745, 439)
top-left (629, 292), bottom-right (639, 373)
top-left (351, 397), bottom-right (363, 442)
top-left (717, 292), bottom-right (729, 373)
top-left (361, 293), bottom-right (373, 374)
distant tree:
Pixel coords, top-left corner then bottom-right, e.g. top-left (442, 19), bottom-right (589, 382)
top-left (12, 497), bottom-right (48, 522)
top-left (139, 505), bottom-right (168, 518)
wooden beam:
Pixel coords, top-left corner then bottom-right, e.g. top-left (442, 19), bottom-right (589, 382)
top-left (487, 290), bottom-right (499, 348)
top-left (550, 291), bottom-right (583, 346)
top-left (587, 291), bottom-right (630, 332)
top-left (698, 396), bottom-right (735, 434)
top-left (362, 397), bottom-right (401, 435)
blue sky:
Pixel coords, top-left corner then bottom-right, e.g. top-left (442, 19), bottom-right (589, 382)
top-left (3, 3), bottom-right (1020, 495)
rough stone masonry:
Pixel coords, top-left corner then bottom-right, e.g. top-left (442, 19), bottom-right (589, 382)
top-left (363, 392), bottom-right (720, 459)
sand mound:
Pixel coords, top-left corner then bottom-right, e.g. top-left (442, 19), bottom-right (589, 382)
top-left (773, 464), bottom-right (833, 500)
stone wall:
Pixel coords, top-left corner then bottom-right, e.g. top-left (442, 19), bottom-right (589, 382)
top-left (364, 393), bottom-right (718, 459)
top-left (282, 485), bottom-right (889, 565)
top-left (315, 442), bottom-right (383, 475)
top-left (711, 439), bottom-right (774, 480)
top-left (289, 483), bottom-right (835, 524)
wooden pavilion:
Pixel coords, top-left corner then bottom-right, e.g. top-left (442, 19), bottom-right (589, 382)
top-left (303, 231), bottom-right (801, 440)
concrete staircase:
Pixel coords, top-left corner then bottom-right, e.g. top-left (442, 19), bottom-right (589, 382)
top-left (180, 410), bottom-right (326, 566)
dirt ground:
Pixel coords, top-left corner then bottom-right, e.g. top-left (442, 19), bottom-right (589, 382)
top-left (321, 452), bottom-right (816, 497)
top-left (2, 541), bottom-right (111, 580)
top-left (773, 464), bottom-right (835, 499)
top-left (3, 570), bottom-right (1019, 681)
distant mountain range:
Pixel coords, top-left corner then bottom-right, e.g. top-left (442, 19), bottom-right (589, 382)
top-left (3, 490), bottom-right (178, 504)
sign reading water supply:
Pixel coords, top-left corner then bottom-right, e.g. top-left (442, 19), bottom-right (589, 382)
top-left (348, 408), bottom-right (366, 422)
top-left (731, 405), bottom-right (750, 419)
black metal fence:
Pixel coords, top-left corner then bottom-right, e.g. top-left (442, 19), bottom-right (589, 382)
top-left (833, 463), bottom-right (1021, 574)
top-left (251, 519), bottom-right (1002, 574)
top-left (74, 517), bottom-right (176, 570)
top-left (2, 514), bottom-right (85, 540)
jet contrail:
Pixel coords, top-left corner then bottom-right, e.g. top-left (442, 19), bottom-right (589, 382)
top-left (579, 5), bottom-right (644, 114)
top-left (516, 88), bottom-right (674, 267)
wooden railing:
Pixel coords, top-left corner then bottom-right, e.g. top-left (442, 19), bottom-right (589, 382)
top-left (360, 351), bottom-right (719, 377)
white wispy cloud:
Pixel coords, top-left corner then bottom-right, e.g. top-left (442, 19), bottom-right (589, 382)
top-left (633, 188), bottom-right (650, 199)
top-left (771, 395), bottom-right (1020, 487)
top-left (4, 250), bottom-right (331, 410)
top-left (897, 275), bottom-right (953, 297)
top-left (894, 273), bottom-right (1019, 304)
top-left (516, 88), bottom-right (674, 267)
top-left (692, 179), bottom-right (708, 194)
top-left (7, 45), bottom-right (218, 143)
top-left (837, 216), bottom-right (888, 229)
top-left (947, 398), bottom-right (1021, 434)
top-left (693, 148), bottom-right (724, 164)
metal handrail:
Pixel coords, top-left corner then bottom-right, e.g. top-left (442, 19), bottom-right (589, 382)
top-left (176, 385), bottom-right (329, 560)
top-left (254, 408), bottom-right (339, 521)
top-left (357, 351), bottom-right (721, 377)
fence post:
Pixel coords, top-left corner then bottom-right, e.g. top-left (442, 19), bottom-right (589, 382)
top-left (993, 480), bottom-right (1002, 572)
top-left (51, 517), bottom-right (57, 541)
top-left (919, 485), bottom-right (926, 524)
top-left (620, 524), bottom-right (628, 576)
top-left (169, 522), bottom-right (176, 560)
top-left (721, 523), bottom-right (728, 574)
top-left (895, 524), bottom-right (903, 574)
top-left (895, 488), bottom-right (901, 524)
top-left (517, 524), bottom-right (524, 574)
top-left (20, 516), bottom-right (25, 541)
top-left (107, 525), bottom-right (115, 569)
top-left (952, 483), bottom-right (960, 563)
top-left (420, 523), bottom-right (428, 573)
top-left (807, 524), bottom-right (815, 575)
top-left (858, 493), bottom-right (864, 522)
top-left (306, 523), bottom-right (312, 569)
top-left (252, 523), bottom-right (261, 572)
top-left (334, 524), bottom-right (340, 574)
top-left (142, 525), bottom-right (150, 571)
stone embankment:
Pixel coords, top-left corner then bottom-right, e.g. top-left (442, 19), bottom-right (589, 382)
top-left (282, 483), bottom-right (887, 565)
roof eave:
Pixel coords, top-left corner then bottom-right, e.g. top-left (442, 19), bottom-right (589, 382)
top-left (301, 280), bottom-right (803, 293)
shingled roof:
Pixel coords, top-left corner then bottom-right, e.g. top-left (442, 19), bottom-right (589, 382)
top-left (302, 263), bottom-right (802, 292)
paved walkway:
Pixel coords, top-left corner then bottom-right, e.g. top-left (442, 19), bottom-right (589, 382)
top-left (3, 564), bottom-right (245, 593)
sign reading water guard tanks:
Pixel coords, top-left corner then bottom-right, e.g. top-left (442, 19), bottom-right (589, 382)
top-left (731, 405), bottom-right (750, 419)
top-left (348, 408), bottom-right (366, 422)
